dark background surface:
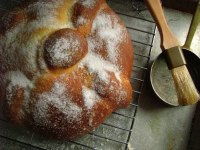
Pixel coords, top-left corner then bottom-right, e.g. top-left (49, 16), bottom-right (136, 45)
top-left (137, 0), bottom-right (198, 13)
top-left (162, 0), bottom-right (198, 13)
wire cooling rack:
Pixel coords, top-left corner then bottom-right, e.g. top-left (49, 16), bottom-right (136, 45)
top-left (0, 0), bottom-right (156, 149)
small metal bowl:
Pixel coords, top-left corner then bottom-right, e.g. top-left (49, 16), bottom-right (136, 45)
top-left (150, 49), bottom-right (200, 106)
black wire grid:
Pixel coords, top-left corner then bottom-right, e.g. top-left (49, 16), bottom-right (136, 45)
top-left (0, 0), bottom-right (156, 149)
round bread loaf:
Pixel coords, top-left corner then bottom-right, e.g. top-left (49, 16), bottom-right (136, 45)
top-left (0, 0), bottom-right (133, 139)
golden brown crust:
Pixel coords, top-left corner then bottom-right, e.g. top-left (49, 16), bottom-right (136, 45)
top-left (28, 71), bottom-right (115, 139)
top-left (72, 0), bottom-right (105, 36)
top-left (0, 0), bottom-right (134, 139)
top-left (4, 87), bottom-right (25, 124)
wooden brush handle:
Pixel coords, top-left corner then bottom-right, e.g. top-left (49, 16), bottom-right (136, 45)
top-left (145, 0), bottom-right (179, 50)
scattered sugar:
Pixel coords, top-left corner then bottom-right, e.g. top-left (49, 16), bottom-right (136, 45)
top-left (34, 81), bottom-right (82, 126)
top-left (0, 0), bottom-right (72, 76)
top-left (77, 10), bottom-right (126, 84)
top-left (77, 10), bottom-right (125, 87)
top-left (92, 11), bottom-right (126, 63)
top-left (78, 9), bottom-right (127, 107)
top-left (26, 0), bottom-right (64, 31)
top-left (6, 71), bottom-right (33, 117)
top-left (46, 35), bottom-right (81, 67)
top-left (87, 37), bottom-right (99, 52)
top-left (20, 36), bottom-right (40, 73)
top-left (117, 87), bottom-right (128, 102)
top-left (28, 0), bottom-right (63, 17)
top-left (80, 0), bottom-right (97, 8)
top-left (79, 51), bottom-right (121, 84)
top-left (6, 71), bottom-right (33, 106)
top-left (79, 33), bottom-right (121, 83)
top-left (6, 71), bottom-right (33, 89)
top-left (82, 86), bottom-right (100, 109)
top-left (0, 0), bottom-right (129, 127)
top-left (77, 16), bottom-right (87, 26)
top-left (0, 21), bottom-right (25, 72)
top-left (24, 0), bottom-right (75, 31)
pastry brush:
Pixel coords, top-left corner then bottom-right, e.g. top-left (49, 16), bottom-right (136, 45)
top-left (146, 0), bottom-right (199, 105)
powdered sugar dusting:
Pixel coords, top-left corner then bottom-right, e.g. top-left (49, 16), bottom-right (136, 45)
top-left (82, 86), bottom-right (100, 109)
top-left (81, 0), bottom-right (97, 8)
top-left (33, 81), bottom-right (82, 125)
top-left (77, 16), bottom-right (87, 26)
top-left (79, 51), bottom-right (121, 83)
top-left (25, 0), bottom-right (76, 32)
top-left (6, 71), bottom-right (33, 105)
top-left (46, 35), bottom-right (81, 67)
top-left (78, 10), bottom-right (123, 84)
top-left (92, 11), bottom-right (126, 63)
top-left (77, 9), bottom-right (125, 107)
top-left (0, 0), bottom-right (75, 77)
top-left (0, 22), bottom-right (25, 72)
top-left (0, 0), bottom-right (130, 132)
top-left (26, 0), bottom-right (65, 31)
top-left (6, 71), bottom-right (33, 88)
top-left (79, 32), bottom-right (122, 83)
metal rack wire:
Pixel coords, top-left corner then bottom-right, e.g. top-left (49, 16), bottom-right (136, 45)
top-left (0, 0), bottom-right (156, 149)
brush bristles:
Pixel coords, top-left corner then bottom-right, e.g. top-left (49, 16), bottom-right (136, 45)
top-left (172, 65), bottom-right (199, 105)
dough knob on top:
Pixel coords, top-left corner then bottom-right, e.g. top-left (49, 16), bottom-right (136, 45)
top-left (44, 28), bottom-right (88, 69)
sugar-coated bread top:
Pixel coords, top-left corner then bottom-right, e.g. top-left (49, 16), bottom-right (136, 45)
top-left (0, 0), bottom-right (133, 139)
